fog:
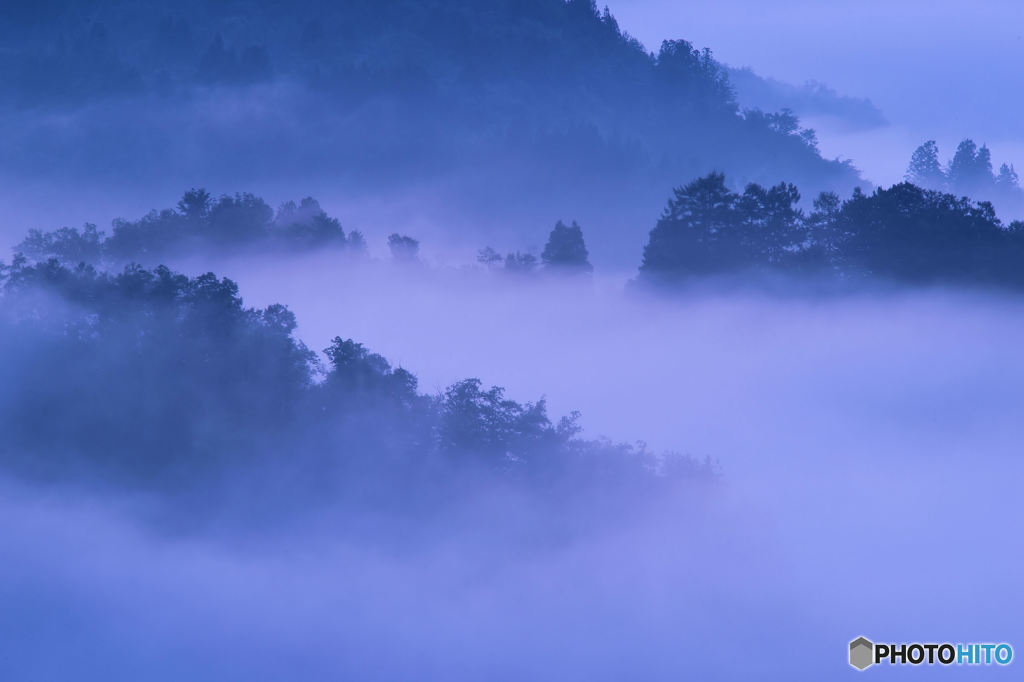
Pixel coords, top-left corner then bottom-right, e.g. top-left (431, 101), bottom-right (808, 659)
top-left (6, 1), bottom-right (1022, 241)
top-left (0, 95), bottom-right (669, 269)
top-left (613, 0), bottom-right (1024, 185)
top-left (3, 1), bottom-right (1022, 677)
top-left (188, 251), bottom-right (1024, 458)
top-left (4, 1), bottom-right (1022, 232)
top-left (0, 0), bottom-right (870, 263)
top-left (3, 250), bottom-right (1014, 679)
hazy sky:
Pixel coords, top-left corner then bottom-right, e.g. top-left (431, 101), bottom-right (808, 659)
top-left (611, 0), bottom-right (1024, 185)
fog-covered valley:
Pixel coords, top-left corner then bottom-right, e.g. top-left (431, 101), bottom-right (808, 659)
top-left (3, 0), bottom-right (1022, 679)
top-left (3, 242), bottom-right (1021, 679)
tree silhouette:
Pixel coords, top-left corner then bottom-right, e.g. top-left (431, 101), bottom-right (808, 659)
top-left (641, 172), bottom-right (738, 278)
top-left (387, 233), bottom-right (420, 262)
top-left (177, 188), bottom-right (212, 222)
top-left (16, 224), bottom-right (105, 265)
top-left (503, 251), bottom-right (537, 273)
top-left (639, 172), bottom-right (1024, 287)
top-left (541, 220), bottom-right (592, 272)
top-left (21, 189), bottom-right (364, 263)
top-left (905, 140), bottom-right (945, 189)
top-left (736, 181), bottom-right (803, 264)
top-left (996, 163), bottom-right (1019, 192)
top-left (947, 139), bottom-right (994, 195)
top-left (0, 260), bottom-right (708, 490)
top-left (477, 246), bottom-right (502, 268)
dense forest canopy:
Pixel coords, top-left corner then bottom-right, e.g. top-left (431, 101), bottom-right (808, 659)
top-left (639, 173), bottom-right (1024, 288)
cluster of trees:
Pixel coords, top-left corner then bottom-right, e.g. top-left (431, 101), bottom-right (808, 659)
top-left (23, 177), bottom-right (1024, 291)
top-left (906, 139), bottom-right (1023, 213)
top-left (14, 194), bottom-right (602, 276)
top-left (16, 189), bottom-right (365, 265)
top-left (639, 172), bottom-right (1024, 287)
top-left (0, 259), bottom-right (707, 495)
top-left (478, 220), bottom-right (593, 275)
top-left (14, 194), bottom-right (599, 278)
top-left (387, 233), bottom-right (421, 262)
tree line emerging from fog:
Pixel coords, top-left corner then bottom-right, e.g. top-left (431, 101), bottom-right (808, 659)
top-left (15, 188), bottom-right (596, 275)
top-left (638, 173), bottom-right (1024, 288)
top-left (477, 221), bottom-right (593, 274)
top-left (0, 258), bottom-right (707, 496)
top-left (19, 175), bottom-right (1024, 289)
top-left (905, 138), bottom-right (1024, 214)
top-left (17, 189), bottom-right (366, 264)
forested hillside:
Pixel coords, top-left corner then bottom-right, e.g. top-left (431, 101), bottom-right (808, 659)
top-left (1, 0), bottom-right (863, 259)
top-left (0, 258), bottom-right (708, 504)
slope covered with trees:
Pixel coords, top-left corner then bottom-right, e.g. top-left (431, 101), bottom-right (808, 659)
top-left (0, 258), bottom-right (708, 503)
top-left (1, 0), bottom-right (863, 248)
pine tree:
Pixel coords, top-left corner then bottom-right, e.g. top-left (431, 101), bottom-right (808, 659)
top-left (947, 139), bottom-right (994, 194)
top-left (976, 145), bottom-right (994, 181)
top-left (996, 163), bottom-right (1020, 191)
top-left (905, 140), bottom-right (945, 189)
top-left (541, 220), bottom-right (592, 272)
top-left (947, 139), bottom-right (978, 194)
top-left (640, 172), bottom-right (739, 277)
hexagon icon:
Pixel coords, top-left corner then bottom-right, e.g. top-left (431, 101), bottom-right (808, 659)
top-left (849, 636), bottom-right (874, 670)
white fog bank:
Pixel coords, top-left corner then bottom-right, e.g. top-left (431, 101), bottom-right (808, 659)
top-left (3, 252), bottom-right (1020, 680)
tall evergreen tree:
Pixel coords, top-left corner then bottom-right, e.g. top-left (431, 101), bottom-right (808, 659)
top-left (976, 144), bottom-right (994, 182)
top-left (947, 139), bottom-right (978, 194)
top-left (947, 139), bottom-right (994, 195)
top-left (541, 220), bottom-right (593, 272)
top-left (996, 163), bottom-right (1020, 191)
top-left (905, 140), bottom-right (945, 189)
top-left (177, 188), bottom-right (212, 222)
top-left (640, 172), bottom-right (739, 277)
top-left (736, 182), bottom-right (802, 263)
top-left (802, 190), bottom-right (844, 268)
